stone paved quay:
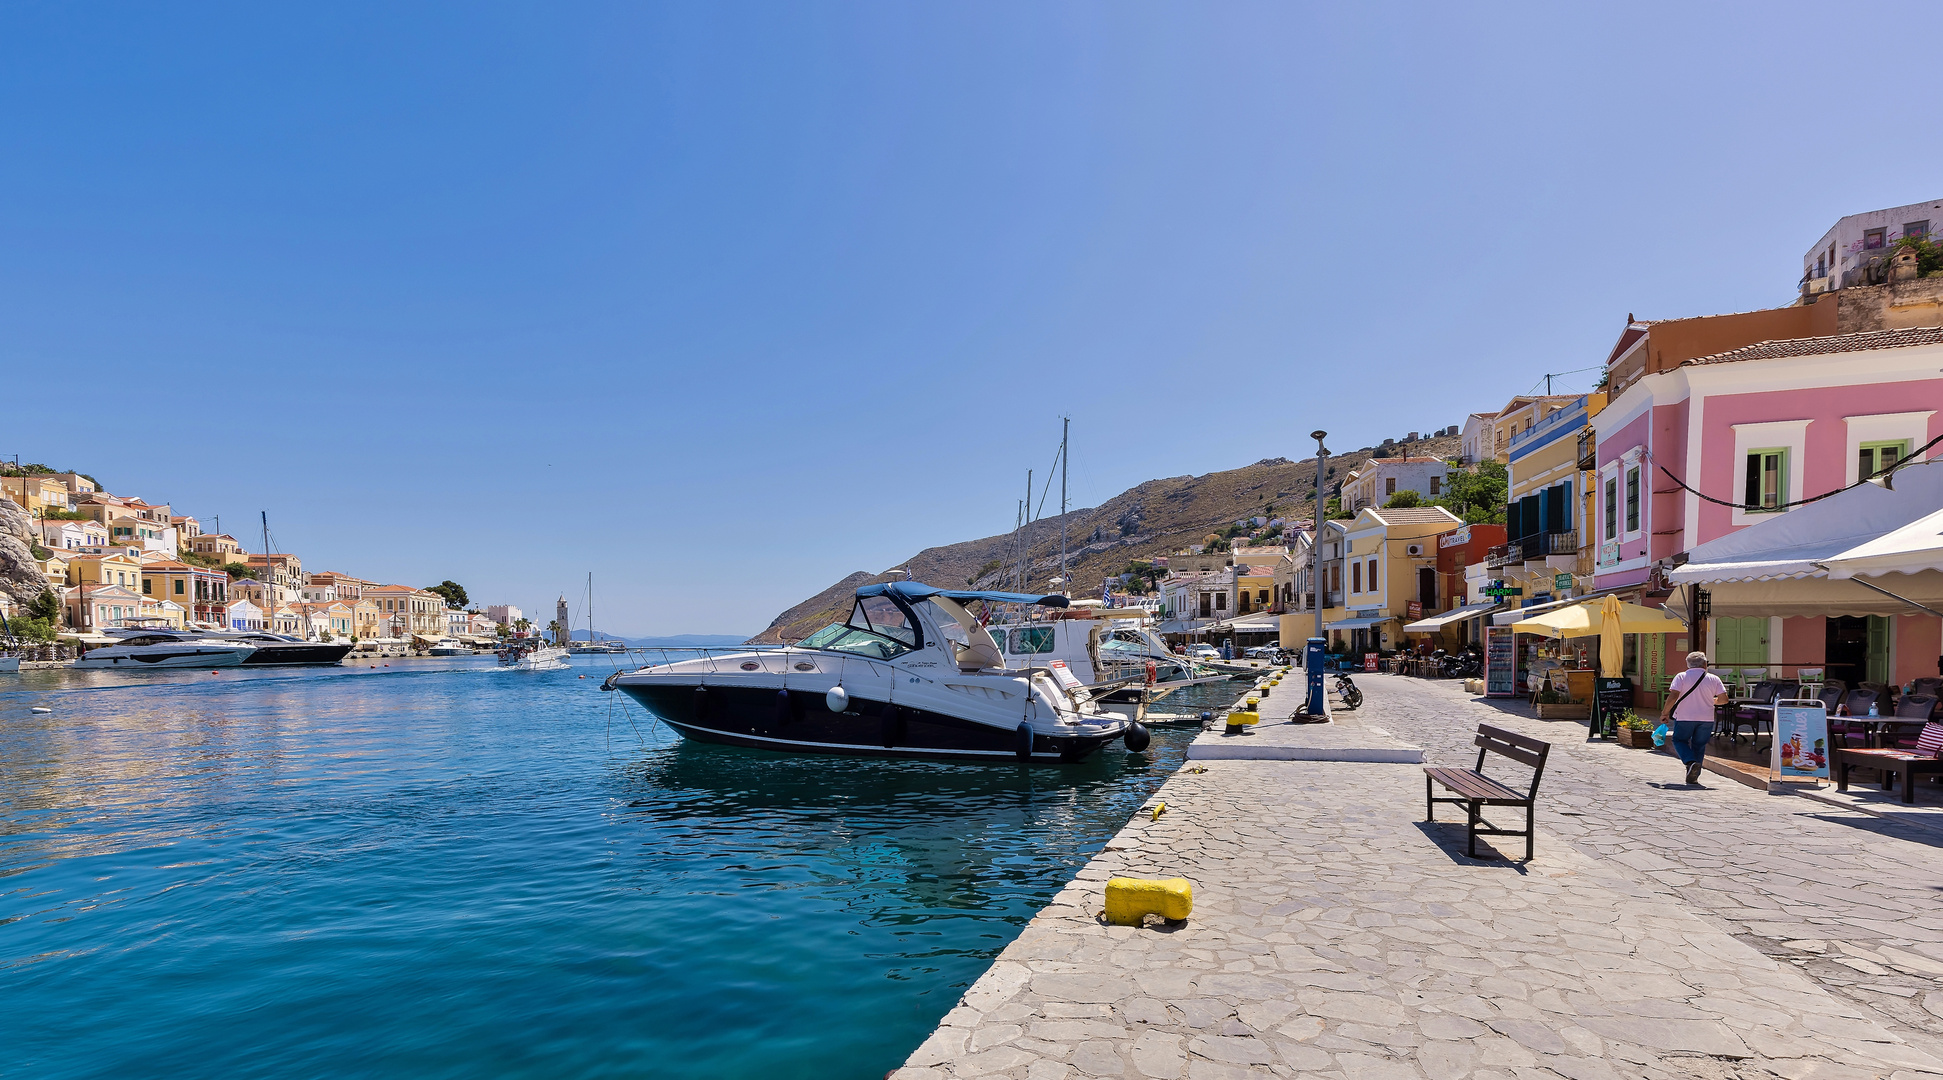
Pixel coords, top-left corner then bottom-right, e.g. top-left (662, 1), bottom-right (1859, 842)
top-left (892, 673), bottom-right (1943, 1080)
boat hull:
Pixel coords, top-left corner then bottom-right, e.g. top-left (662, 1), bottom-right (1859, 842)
top-left (618, 683), bottom-right (1124, 764)
top-left (74, 645), bottom-right (257, 669)
top-left (239, 643), bottom-right (353, 666)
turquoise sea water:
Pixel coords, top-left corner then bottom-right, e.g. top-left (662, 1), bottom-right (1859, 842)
top-left (0, 656), bottom-right (1224, 1079)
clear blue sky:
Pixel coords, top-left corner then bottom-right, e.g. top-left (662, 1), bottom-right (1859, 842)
top-left (3, 3), bottom-right (1937, 635)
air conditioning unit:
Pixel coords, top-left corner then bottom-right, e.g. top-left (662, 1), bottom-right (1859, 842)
top-left (1405, 544), bottom-right (1425, 557)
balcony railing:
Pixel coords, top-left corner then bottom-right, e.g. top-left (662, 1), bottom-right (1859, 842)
top-left (1576, 430), bottom-right (1596, 471)
top-left (1519, 532), bottom-right (1581, 560)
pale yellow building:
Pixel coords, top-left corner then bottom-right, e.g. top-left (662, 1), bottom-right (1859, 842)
top-left (67, 552), bottom-right (145, 592)
top-left (1322, 505), bottom-right (1465, 654)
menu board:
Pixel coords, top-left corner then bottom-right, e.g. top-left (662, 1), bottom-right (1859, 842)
top-left (1485, 625), bottom-right (1515, 697)
top-left (1772, 702), bottom-right (1831, 779)
top-left (1592, 677), bottom-right (1632, 739)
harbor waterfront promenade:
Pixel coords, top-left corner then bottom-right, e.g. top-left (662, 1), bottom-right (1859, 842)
top-left (894, 675), bottom-right (1943, 1080)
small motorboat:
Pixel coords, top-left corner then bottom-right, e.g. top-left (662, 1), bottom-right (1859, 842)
top-left (607, 582), bottom-right (1149, 763)
top-left (498, 641), bottom-right (570, 670)
top-left (427, 639), bottom-right (473, 657)
top-left (76, 628), bottom-right (257, 670)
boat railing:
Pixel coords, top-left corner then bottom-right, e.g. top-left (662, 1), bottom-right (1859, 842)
top-left (616, 644), bottom-right (900, 682)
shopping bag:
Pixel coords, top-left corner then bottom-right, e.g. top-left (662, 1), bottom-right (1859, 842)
top-left (1651, 723), bottom-right (1670, 747)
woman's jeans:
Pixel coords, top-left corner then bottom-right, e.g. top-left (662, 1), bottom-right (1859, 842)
top-left (1670, 720), bottom-right (1713, 765)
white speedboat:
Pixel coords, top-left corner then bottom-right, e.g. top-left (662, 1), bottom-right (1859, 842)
top-left (75, 629), bottom-right (256, 670)
top-left (606, 583), bottom-right (1148, 763)
top-left (498, 642), bottom-right (569, 670)
top-left (427, 639), bottom-right (472, 656)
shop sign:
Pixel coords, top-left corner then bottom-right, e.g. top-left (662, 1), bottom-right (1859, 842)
top-left (1440, 527), bottom-right (1471, 549)
top-left (1363, 653), bottom-right (1379, 672)
top-left (1483, 584), bottom-right (1523, 598)
top-left (1773, 701), bottom-right (1831, 779)
top-left (1554, 573), bottom-right (1573, 592)
top-left (1599, 539), bottom-right (1619, 566)
top-left (1406, 600), bottom-right (1422, 620)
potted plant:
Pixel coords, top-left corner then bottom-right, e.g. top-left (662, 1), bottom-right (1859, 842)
top-left (1615, 711), bottom-right (1658, 749)
top-left (1533, 685), bottom-right (1589, 720)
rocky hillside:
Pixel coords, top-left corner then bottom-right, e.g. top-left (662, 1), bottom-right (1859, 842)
top-left (751, 432), bottom-right (1462, 642)
top-left (0, 498), bottom-right (51, 611)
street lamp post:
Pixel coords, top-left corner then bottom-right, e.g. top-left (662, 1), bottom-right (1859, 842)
top-left (1307, 430), bottom-right (1330, 717)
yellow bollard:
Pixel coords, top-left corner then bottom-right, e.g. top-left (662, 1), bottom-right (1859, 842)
top-left (1104, 876), bottom-right (1194, 925)
top-left (1226, 710), bottom-right (1258, 728)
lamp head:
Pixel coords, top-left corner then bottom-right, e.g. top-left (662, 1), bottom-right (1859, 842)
top-left (1310, 430), bottom-right (1328, 442)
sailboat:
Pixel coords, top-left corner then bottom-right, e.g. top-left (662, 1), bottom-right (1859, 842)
top-left (568, 573), bottom-right (625, 653)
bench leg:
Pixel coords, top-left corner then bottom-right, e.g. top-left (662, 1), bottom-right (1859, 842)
top-left (1836, 758), bottom-right (1849, 792)
top-left (1426, 774), bottom-right (1434, 821)
top-left (1526, 801), bottom-right (1535, 862)
top-left (1466, 800), bottom-right (1479, 858)
top-left (1904, 767), bottom-right (1917, 805)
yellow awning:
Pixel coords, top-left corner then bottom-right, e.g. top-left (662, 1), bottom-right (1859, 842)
top-left (1509, 599), bottom-right (1687, 639)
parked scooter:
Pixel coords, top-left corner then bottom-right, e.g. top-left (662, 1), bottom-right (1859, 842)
top-left (1332, 671), bottom-right (1363, 710)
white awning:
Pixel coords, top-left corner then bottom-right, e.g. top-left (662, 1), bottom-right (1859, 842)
top-left (1218, 616), bottom-right (1283, 633)
top-left (1822, 508), bottom-right (1943, 579)
top-left (1325, 616), bottom-right (1390, 631)
top-left (1493, 596), bottom-right (1573, 626)
top-left (1664, 573), bottom-right (1943, 620)
top-left (1402, 602), bottom-right (1500, 633)
top-left (1671, 460), bottom-right (1943, 584)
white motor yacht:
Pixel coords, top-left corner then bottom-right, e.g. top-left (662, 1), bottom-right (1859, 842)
top-left (75, 627), bottom-right (257, 670)
top-left (427, 639), bottom-right (472, 656)
top-left (605, 583), bottom-right (1149, 763)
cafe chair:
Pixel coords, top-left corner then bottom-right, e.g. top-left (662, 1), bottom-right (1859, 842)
top-left (1814, 685), bottom-right (1846, 713)
top-left (1895, 694), bottom-right (1939, 722)
top-left (1861, 681), bottom-right (1898, 709)
top-left (1911, 677), bottom-right (1942, 700)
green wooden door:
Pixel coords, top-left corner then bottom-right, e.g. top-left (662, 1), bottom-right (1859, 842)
top-left (1714, 617), bottom-right (1768, 667)
top-left (1866, 615), bottom-right (1892, 685)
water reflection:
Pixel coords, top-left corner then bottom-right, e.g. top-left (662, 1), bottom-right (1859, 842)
top-left (0, 657), bottom-right (1243, 1079)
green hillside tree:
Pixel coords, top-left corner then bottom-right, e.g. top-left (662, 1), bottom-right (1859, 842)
top-left (1437, 462), bottom-right (1508, 524)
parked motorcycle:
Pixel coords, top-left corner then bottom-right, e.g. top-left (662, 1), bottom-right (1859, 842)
top-left (1332, 671), bottom-right (1363, 710)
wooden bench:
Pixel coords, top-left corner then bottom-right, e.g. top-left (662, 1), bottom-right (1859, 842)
top-left (1425, 724), bottom-right (1551, 860)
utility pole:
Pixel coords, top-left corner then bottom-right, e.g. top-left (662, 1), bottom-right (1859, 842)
top-left (1308, 430), bottom-right (1331, 717)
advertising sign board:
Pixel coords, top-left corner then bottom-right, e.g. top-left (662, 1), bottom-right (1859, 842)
top-left (1363, 653), bottom-right (1379, 672)
top-left (1485, 625), bottom-right (1515, 697)
top-left (1772, 700), bottom-right (1831, 779)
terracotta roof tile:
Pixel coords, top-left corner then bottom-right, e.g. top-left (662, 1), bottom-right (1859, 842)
top-left (1685, 326), bottom-right (1943, 366)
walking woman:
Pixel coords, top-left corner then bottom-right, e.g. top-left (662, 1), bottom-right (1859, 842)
top-left (1661, 651), bottom-right (1730, 785)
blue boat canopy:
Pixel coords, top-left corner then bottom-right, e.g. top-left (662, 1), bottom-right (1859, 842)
top-left (857, 581), bottom-right (1071, 608)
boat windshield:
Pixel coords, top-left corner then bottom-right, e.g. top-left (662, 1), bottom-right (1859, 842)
top-left (795, 596), bottom-right (920, 660)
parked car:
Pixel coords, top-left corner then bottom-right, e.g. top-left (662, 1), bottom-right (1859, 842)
top-left (1185, 644), bottom-right (1219, 659)
top-left (1242, 644), bottom-right (1282, 659)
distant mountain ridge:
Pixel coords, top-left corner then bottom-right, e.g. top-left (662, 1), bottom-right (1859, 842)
top-left (751, 433), bottom-right (1462, 643)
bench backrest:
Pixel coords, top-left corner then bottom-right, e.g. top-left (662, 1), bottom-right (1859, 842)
top-left (1474, 723), bottom-right (1551, 800)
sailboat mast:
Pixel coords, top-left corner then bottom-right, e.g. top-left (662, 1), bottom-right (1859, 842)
top-left (588, 572), bottom-right (594, 645)
top-left (1058, 417), bottom-right (1068, 596)
top-left (1021, 469), bottom-right (1031, 591)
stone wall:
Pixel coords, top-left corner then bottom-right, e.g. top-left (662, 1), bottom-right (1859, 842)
top-left (1835, 276), bottom-right (1943, 334)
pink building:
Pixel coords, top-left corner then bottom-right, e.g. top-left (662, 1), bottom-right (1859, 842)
top-left (1591, 326), bottom-right (1943, 696)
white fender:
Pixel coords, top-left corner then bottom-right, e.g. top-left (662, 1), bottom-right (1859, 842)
top-left (826, 686), bottom-right (849, 713)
